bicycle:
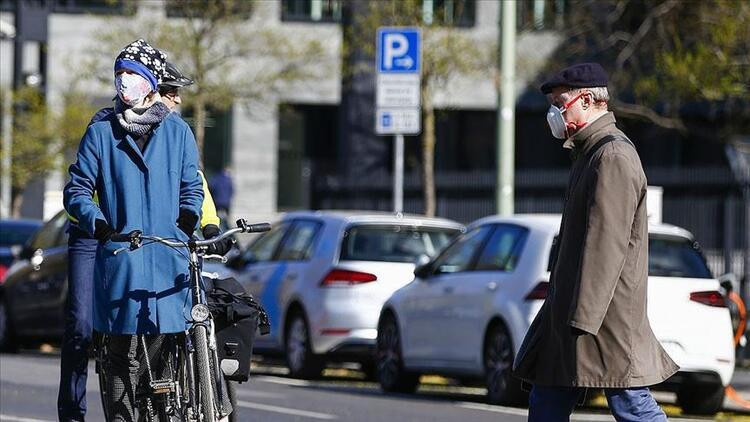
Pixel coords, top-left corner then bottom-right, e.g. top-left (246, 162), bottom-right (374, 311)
top-left (95, 219), bottom-right (271, 422)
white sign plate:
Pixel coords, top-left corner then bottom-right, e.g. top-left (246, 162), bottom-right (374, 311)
top-left (377, 74), bottom-right (420, 108)
top-left (376, 108), bottom-right (421, 135)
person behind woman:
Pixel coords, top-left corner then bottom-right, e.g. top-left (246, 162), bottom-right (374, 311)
top-left (64, 39), bottom-right (203, 421)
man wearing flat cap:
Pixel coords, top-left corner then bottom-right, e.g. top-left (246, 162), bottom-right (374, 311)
top-left (513, 63), bottom-right (678, 421)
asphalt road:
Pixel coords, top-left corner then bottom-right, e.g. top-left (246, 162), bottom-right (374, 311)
top-left (1, 352), bottom-right (748, 421)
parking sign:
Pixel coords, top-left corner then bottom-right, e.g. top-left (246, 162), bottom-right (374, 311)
top-left (377, 28), bottom-right (421, 74)
top-left (375, 27), bottom-right (421, 135)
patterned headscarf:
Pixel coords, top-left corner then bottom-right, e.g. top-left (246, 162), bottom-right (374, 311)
top-left (113, 39), bottom-right (168, 92)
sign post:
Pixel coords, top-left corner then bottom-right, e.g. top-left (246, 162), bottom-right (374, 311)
top-left (375, 27), bottom-right (421, 213)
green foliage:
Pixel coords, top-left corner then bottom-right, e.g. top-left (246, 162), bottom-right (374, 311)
top-left (0, 87), bottom-right (95, 193)
top-left (560, 0), bottom-right (750, 132)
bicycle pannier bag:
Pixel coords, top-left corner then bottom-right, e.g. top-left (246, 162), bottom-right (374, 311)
top-left (205, 276), bottom-right (270, 382)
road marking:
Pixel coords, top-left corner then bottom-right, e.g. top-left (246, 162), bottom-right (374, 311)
top-left (236, 401), bottom-right (337, 419)
top-left (0, 415), bottom-right (54, 422)
top-left (253, 375), bottom-right (312, 386)
top-left (456, 402), bottom-right (528, 416)
top-left (234, 388), bottom-right (285, 399)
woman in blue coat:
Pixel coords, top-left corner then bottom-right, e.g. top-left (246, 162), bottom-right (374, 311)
top-left (63, 39), bottom-right (203, 420)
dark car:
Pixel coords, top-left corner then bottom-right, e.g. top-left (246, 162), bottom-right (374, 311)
top-left (0, 210), bottom-right (69, 349)
top-left (0, 219), bottom-right (43, 282)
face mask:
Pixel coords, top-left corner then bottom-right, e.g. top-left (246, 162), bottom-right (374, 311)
top-left (546, 93), bottom-right (584, 139)
top-left (115, 72), bottom-right (152, 106)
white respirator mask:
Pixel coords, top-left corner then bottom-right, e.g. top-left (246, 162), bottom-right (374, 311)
top-left (546, 92), bottom-right (584, 139)
top-left (115, 72), bottom-right (152, 107)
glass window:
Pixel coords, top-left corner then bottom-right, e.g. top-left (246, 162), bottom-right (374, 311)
top-left (244, 223), bottom-right (290, 263)
top-left (165, 0), bottom-right (253, 18)
top-left (340, 225), bottom-right (459, 263)
top-left (432, 225), bottom-right (492, 274)
top-left (649, 236), bottom-right (712, 278)
top-left (475, 225), bottom-right (529, 272)
top-left (282, 0), bottom-right (342, 22)
top-left (53, 0), bottom-right (134, 15)
top-left (517, 0), bottom-right (567, 31)
top-left (424, 0), bottom-right (475, 27)
top-left (28, 211), bottom-right (67, 251)
top-left (277, 220), bottom-right (322, 261)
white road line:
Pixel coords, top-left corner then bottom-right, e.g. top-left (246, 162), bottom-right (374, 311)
top-left (456, 402), bottom-right (528, 416)
top-left (0, 415), bottom-right (54, 422)
top-left (234, 388), bottom-right (285, 399)
top-left (253, 375), bottom-right (312, 387)
top-left (236, 400), bottom-right (338, 420)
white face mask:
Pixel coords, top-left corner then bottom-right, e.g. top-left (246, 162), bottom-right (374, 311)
top-left (546, 93), bottom-right (584, 139)
top-left (546, 105), bottom-right (568, 139)
top-left (115, 72), bottom-right (152, 107)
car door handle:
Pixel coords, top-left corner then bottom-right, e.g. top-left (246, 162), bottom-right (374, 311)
top-left (486, 281), bottom-right (498, 291)
top-left (443, 286), bottom-right (454, 294)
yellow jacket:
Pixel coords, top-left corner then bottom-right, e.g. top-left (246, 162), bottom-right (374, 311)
top-left (68, 170), bottom-right (221, 229)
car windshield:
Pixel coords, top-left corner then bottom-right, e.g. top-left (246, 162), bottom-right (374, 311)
top-left (340, 225), bottom-right (459, 263)
top-left (0, 223), bottom-right (40, 247)
top-left (649, 236), bottom-right (712, 278)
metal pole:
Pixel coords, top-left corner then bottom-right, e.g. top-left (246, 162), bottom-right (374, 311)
top-left (0, 92), bottom-right (11, 218)
top-left (394, 134), bottom-right (404, 213)
top-left (496, 0), bottom-right (516, 216)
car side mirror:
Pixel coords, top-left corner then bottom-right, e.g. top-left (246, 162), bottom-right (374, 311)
top-left (10, 245), bottom-right (22, 259)
top-left (414, 262), bottom-right (433, 280)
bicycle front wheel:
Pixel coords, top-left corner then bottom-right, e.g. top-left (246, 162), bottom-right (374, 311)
top-left (193, 325), bottom-right (217, 422)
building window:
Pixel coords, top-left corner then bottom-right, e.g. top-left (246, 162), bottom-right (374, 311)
top-left (53, 0), bottom-right (134, 15)
top-left (517, 0), bottom-right (567, 31)
top-left (422, 0), bottom-right (475, 27)
top-left (165, 0), bottom-right (253, 19)
top-left (282, 0), bottom-right (342, 23)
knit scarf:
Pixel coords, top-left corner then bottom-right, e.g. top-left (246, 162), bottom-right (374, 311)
top-left (115, 97), bottom-right (171, 137)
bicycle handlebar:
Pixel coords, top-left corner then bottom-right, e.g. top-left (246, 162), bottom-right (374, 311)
top-left (111, 219), bottom-right (271, 255)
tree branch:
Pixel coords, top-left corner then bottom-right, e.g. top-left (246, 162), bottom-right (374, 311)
top-left (615, 0), bottom-right (679, 70)
top-left (611, 100), bottom-right (687, 132)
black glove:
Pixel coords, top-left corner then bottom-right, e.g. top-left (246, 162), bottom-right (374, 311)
top-left (202, 224), bottom-right (234, 256)
top-left (177, 209), bottom-right (199, 237)
top-left (94, 219), bottom-right (116, 243)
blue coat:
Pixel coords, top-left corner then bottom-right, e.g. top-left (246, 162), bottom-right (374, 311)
top-left (64, 112), bottom-right (203, 335)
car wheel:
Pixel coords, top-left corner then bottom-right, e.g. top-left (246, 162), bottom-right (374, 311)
top-left (376, 313), bottom-right (419, 393)
top-left (484, 323), bottom-right (525, 405)
top-left (676, 382), bottom-right (725, 415)
top-left (284, 312), bottom-right (324, 379)
top-left (0, 298), bottom-right (17, 353)
top-left (360, 361), bottom-right (378, 381)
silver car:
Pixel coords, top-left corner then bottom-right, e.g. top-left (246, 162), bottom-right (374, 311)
top-left (212, 211), bottom-right (463, 378)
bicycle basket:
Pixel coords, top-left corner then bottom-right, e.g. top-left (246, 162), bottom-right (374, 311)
top-left (205, 276), bottom-right (270, 382)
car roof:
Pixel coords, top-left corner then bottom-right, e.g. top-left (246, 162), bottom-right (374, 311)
top-left (281, 210), bottom-right (464, 230)
top-left (0, 219), bottom-right (43, 229)
top-left (471, 214), bottom-right (695, 240)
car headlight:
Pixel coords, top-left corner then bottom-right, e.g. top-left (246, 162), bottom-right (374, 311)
top-left (191, 304), bottom-right (210, 322)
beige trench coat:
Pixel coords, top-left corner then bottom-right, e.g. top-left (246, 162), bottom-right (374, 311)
top-left (513, 112), bottom-right (679, 388)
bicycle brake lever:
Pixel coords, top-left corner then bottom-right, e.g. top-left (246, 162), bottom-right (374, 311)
top-left (113, 247), bottom-right (128, 255)
top-left (203, 254), bottom-right (228, 263)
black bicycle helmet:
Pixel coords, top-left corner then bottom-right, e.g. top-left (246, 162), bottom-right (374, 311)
top-left (159, 61), bottom-right (194, 89)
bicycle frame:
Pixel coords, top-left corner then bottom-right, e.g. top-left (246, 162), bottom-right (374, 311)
top-left (97, 220), bottom-right (270, 422)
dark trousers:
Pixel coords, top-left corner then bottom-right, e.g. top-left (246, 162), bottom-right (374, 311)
top-left (529, 385), bottom-right (668, 422)
top-left (58, 225), bottom-right (98, 421)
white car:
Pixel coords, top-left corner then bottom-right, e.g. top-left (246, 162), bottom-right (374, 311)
top-left (377, 214), bottom-right (734, 415)
top-left (208, 211), bottom-right (463, 378)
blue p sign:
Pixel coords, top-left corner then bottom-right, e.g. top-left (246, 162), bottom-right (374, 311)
top-left (377, 28), bottom-right (420, 74)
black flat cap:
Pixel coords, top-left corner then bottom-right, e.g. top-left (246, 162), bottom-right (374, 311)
top-left (540, 63), bottom-right (608, 94)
